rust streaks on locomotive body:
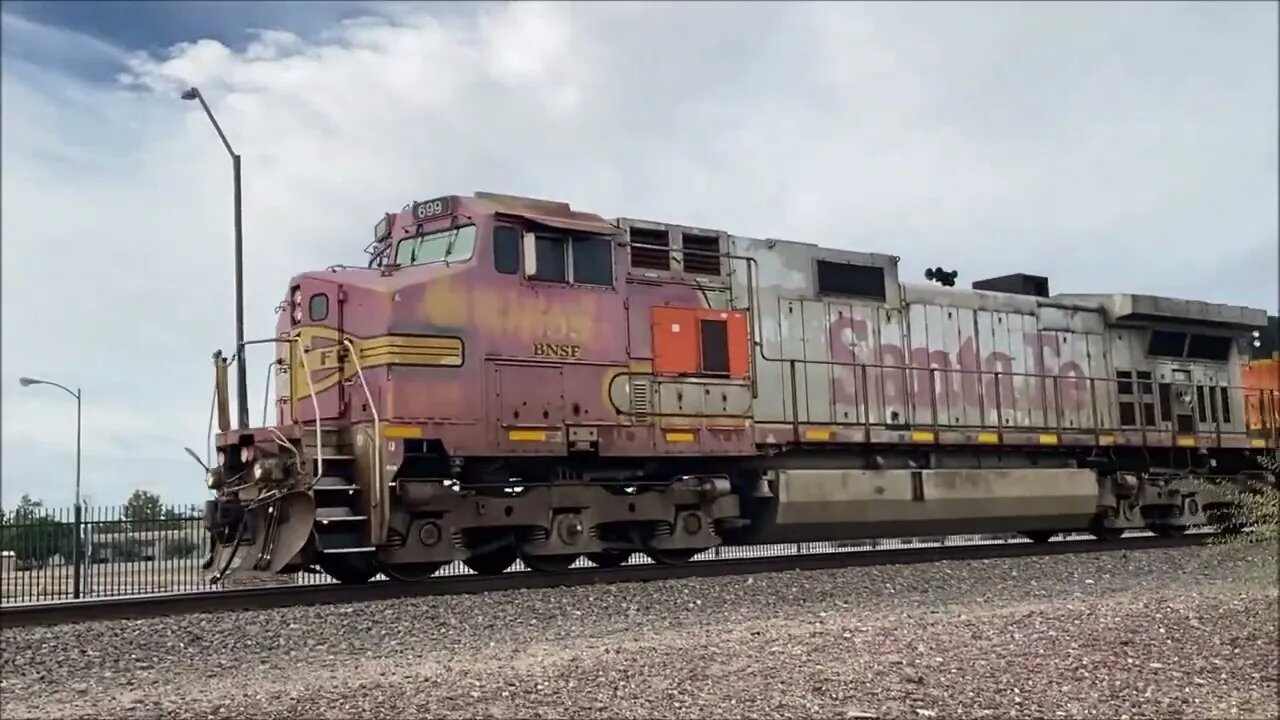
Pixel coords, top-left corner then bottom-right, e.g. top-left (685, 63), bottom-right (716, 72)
top-left (199, 191), bottom-right (1279, 586)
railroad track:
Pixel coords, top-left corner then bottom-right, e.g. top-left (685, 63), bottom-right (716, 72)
top-left (0, 531), bottom-right (1219, 629)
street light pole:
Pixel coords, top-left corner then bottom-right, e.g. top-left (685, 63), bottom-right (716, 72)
top-left (18, 377), bottom-right (83, 600)
top-left (181, 86), bottom-right (250, 431)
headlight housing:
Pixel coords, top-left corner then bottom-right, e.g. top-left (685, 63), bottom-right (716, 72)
top-left (252, 456), bottom-right (286, 482)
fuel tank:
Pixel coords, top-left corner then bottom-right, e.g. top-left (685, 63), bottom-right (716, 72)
top-left (750, 467), bottom-right (1100, 543)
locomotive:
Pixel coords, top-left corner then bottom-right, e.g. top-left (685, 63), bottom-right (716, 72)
top-left (1243, 316), bottom-right (1280, 433)
top-left (199, 191), bottom-right (1279, 584)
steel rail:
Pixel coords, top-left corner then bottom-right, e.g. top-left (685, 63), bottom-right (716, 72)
top-left (0, 533), bottom-right (1215, 629)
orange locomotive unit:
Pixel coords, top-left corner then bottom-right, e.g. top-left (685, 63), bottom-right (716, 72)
top-left (199, 191), bottom-right (1280, 584)
top-left (1242, 316), bottom-right (1280, 433)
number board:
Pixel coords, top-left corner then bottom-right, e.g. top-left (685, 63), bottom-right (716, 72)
top-left (412, 196), bottom-right (452, 222)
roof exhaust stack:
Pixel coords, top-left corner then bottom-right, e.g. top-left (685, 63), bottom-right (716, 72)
top-left (972, 273), bottom-right (1050, 298)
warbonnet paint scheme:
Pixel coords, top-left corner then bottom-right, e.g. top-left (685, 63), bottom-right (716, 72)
top-left (199, 191), bottom-right (1280, 584)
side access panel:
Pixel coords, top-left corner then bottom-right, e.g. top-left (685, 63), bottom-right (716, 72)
top-left (489, 362), bottom-right (565, 454)
top-left (647, 306), bottom-right (754, 455)
top-left (651, 306), bottom-right (750, 378)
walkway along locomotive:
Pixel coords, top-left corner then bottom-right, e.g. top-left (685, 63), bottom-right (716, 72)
top-left (198, 192), bottom-right (1280, 584)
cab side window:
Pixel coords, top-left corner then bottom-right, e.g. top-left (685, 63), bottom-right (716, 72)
top-left (572, 236), bottom-right (613, 286)
top-left (493, 226), bottom-right (520, 275)
top-left (309, 293), bottom-right (329, 322)
top-left (530, 233), bottom-right (613, 287)
top-left (533, 235), bottom-right (569, 283)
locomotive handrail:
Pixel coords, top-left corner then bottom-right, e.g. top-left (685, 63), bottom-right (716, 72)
top-left (605, 353), bottom-right (1279, 445)
top-left (261, 359), bottom-right (278, 427)
top-left (748, 353), bottom-right (1279, 444)
top-left (289, 335), bottom-right (324, 482)
top-left (205, 382), bottom-right (217, 469)
top-left (341, 337), bottom-right (383, 521)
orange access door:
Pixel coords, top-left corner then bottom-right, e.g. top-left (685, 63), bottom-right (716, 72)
top-left (651, 307), bottom-right (750, 378)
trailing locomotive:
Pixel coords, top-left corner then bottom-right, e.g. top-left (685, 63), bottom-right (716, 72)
top-left (1243, 315), bottom-right (1280, 433)
top-left (199, 191), bottom-right (1279, 584)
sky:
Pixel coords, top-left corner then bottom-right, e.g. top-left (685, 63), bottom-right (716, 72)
top-left (1, 0), bottom-right (1277, 510)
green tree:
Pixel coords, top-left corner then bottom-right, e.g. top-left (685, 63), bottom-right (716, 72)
top-left (0, 494), bottom-right (74, 567)
top-left (163, 535), bottom-right (201, 560)
top-left (122, 489), bottom-right (171, 531)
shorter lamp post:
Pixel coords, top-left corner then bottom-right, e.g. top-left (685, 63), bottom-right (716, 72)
top-left (18, 376), bottom-right (83, 600)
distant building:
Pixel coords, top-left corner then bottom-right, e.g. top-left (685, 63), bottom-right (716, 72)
top-left (86, 527), bottom-right (200, 563)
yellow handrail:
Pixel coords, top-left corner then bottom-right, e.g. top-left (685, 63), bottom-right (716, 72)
top-left (290, 336), bottom-right (324, 482)
top-left (342, 337), bottom-right (382, 498)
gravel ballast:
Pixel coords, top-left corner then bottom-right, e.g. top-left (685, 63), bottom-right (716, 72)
top-left (2, 543), bottom-right (1276, 719)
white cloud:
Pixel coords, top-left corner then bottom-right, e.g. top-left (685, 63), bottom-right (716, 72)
top-left (1, 1), bottom-right (1276, 508)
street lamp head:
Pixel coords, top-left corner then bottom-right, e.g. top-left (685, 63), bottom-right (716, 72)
top-left (18, 377), bottom-right (40, 387)
top-left (181, 87), bottom-right (201, 101)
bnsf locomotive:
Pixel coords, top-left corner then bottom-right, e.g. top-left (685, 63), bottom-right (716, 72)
top-left (200, 191), bottom-right (1279, 584)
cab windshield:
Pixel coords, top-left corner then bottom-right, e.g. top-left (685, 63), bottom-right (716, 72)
top-left (394, 225), bottom-right (477, 266)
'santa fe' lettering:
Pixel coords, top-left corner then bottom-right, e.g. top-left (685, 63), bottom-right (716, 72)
top-left (828, 317), bottom-right (1091, 414)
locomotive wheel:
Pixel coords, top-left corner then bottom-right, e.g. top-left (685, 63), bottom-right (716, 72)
top-left (463, 547), bottom-right (517, 575)
top-left (644, 548), bottom-right (700, 566)
top-left (1088, 516), bottom-right (1124, 542)
top-left (520, 553), bottom-right (580, 573)
top-left (586, 550), bottom-right (632, 568)
top-left (382, 562), bottom-right (446, 582)
top-left (1020, 531), bottom-right (1054, 544)
top-left (320, 554), bottom-right (379, 585)
top-left (1148, 523), bottom-right (1187, 539)
top-left (1208, 510), bottom-right (1246, 534)
top-left (1089, 525), bottom-right (1124, 542)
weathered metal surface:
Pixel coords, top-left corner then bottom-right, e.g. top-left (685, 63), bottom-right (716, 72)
top-left (764, 468), bottom-right (1098, 541)
top-left (1243, 358), bottom-right (1280, 432)
top-left (725, 232), bottom-right (1265, 441)
top-left (198, 190), bottom-right (1277, 586)
top-left (249, 191), bottom-right (1277, 459)
top-left (1057, 293), bottom-right (1270, 329)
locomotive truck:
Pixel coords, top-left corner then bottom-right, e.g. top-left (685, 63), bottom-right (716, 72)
top-left (199, 191), bottom-right (1279, 584)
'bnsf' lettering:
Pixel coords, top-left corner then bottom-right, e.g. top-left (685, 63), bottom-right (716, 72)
top-left (533, 343), bottom-right (582, 358)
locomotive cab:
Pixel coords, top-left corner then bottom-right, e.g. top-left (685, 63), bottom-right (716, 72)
top-left (204, 194), bottom-right (494, 583)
